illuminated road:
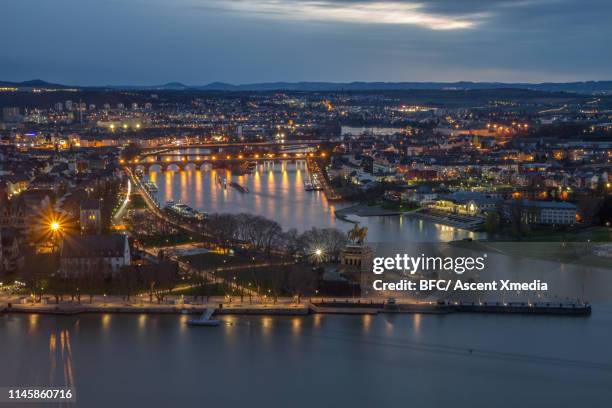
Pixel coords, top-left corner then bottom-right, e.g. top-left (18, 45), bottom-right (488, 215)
top-left (112, 178), bottom-right (131, 225)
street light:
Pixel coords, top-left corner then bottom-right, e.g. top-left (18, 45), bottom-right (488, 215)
top-left (313, 247), bottom-right (325, 264)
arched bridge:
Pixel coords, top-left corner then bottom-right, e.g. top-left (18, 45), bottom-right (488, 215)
top-left (121, 150), bottom-right (329, 172)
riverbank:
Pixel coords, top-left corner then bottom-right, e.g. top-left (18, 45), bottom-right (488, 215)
top-left (335, 203), bottom-right (411, 223)
top-left (0, 296), bottom-right (591, 317)
top-left (0, 295), bottom-right (309, 316)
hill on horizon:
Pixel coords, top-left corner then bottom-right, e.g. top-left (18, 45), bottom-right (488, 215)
top-left (1, 79), bottom-right (612, 94)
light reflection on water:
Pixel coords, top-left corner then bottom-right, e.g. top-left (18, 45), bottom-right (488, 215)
top-left (1, 312), bottom-right (612, 407)
top-left (146, 162), bottom-right (480, 242)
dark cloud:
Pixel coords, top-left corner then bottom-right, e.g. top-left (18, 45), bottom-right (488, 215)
top-left (0, 0), bottom-right (610, 84)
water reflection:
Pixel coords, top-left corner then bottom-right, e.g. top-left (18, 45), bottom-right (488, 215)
top-left (28, 314), bottom-right (38, 332)
top-left (362, 314), bottom-right (372, 333)
top-left (291, 317), bottom-right (302, 334)
top-left (147, 162), bottom-right (481, 241)
top-left (102, 314), bottom-right (111, 331)
top-left (138, 314), bottom-right (147, 330)
top-left (47, 329), bottom-right (75, 388)
top-left (413, 314), bottom-right (421, 334)
top-left (2, 312), bottom-right (611, 407)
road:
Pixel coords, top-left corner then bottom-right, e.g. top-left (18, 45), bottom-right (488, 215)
top-left (112, 178), bottom-right (131, 225)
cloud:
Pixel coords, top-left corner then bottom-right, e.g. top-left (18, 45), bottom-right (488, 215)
top-left (197, 1), bottom-right (487, 30)
top-left (2, 0), bottom-right (611, 83)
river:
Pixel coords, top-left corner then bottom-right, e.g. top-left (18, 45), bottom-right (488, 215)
top-left (145, 161), bottom-right (481, 242)
top-left (2, 311), bottom-right (611, 407)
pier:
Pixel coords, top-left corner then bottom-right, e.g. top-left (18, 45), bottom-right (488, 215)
top-left (309, 299), bottom-right (591, 316)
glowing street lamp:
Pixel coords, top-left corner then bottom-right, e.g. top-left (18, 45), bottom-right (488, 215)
top-left (50, 221), bottom-right (61, 232)
top-left (46, 216), bottom-right (66, 252)
top-left (312, 247), bottom-right (325, 264)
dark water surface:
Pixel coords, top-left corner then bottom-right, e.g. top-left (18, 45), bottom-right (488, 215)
top-left (2, 310), bottom-right (611, 408)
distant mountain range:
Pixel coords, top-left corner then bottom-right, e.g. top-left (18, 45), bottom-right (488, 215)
top-left (2, 79), bottom-right (612, 94)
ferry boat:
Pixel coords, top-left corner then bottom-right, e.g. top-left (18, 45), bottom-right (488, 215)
top-left (187, 309), bottom-right (220, 327)
top-left (165, 201), bottom-right (207, 220)
top-left (304, 182), bottom-right (314, 191)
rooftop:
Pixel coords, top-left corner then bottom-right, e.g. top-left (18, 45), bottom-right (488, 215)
top-left (61, 234), bottom-right (128, 258)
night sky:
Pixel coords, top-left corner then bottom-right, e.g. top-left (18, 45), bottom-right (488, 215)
top-left (2, 0), bottom-right (611, 85)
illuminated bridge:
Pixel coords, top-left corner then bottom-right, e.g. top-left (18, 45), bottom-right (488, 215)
top-left (123, 139), bottom-right (339, 171)
top-left (122, 150), bottom-right (329, 172)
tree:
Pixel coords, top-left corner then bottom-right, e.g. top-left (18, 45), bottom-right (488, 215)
top-left (206, 214), bottom-right (239, 251)
top-left (577, 196), bottom-right (603, 226)
top-left (188, 267), bottom-right (211, 303)
top-left (598, 196), bottom-right (612, 226)
top-left (507, 200), bottom-right (529, 239)
top-left (282, 228), bottom-right (301, 259)
top-left (22, 252), bottom-right (58, 302)
top-left (118, 266), bottom-right (141, 301)
top-left (142, 262), bottom-right (178, 304)
top-left (285, 264), bottom-right (315, 303)
top-left (80, 271), bottom-right (103, 303)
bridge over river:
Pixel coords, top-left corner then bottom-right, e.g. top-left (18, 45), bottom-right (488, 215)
top-left (123, 150), bottom-right (329, 171)
top-left (123, 140), bottom-right (338, 171)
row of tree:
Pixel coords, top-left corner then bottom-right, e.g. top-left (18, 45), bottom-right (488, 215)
top-left (205, 213), bottom-right (348, 259)
top-left (21, 252), bottom-right (180, 304)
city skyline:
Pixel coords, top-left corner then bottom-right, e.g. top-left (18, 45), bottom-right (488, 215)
top-left (2, 0), bottom-right (611, 85)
